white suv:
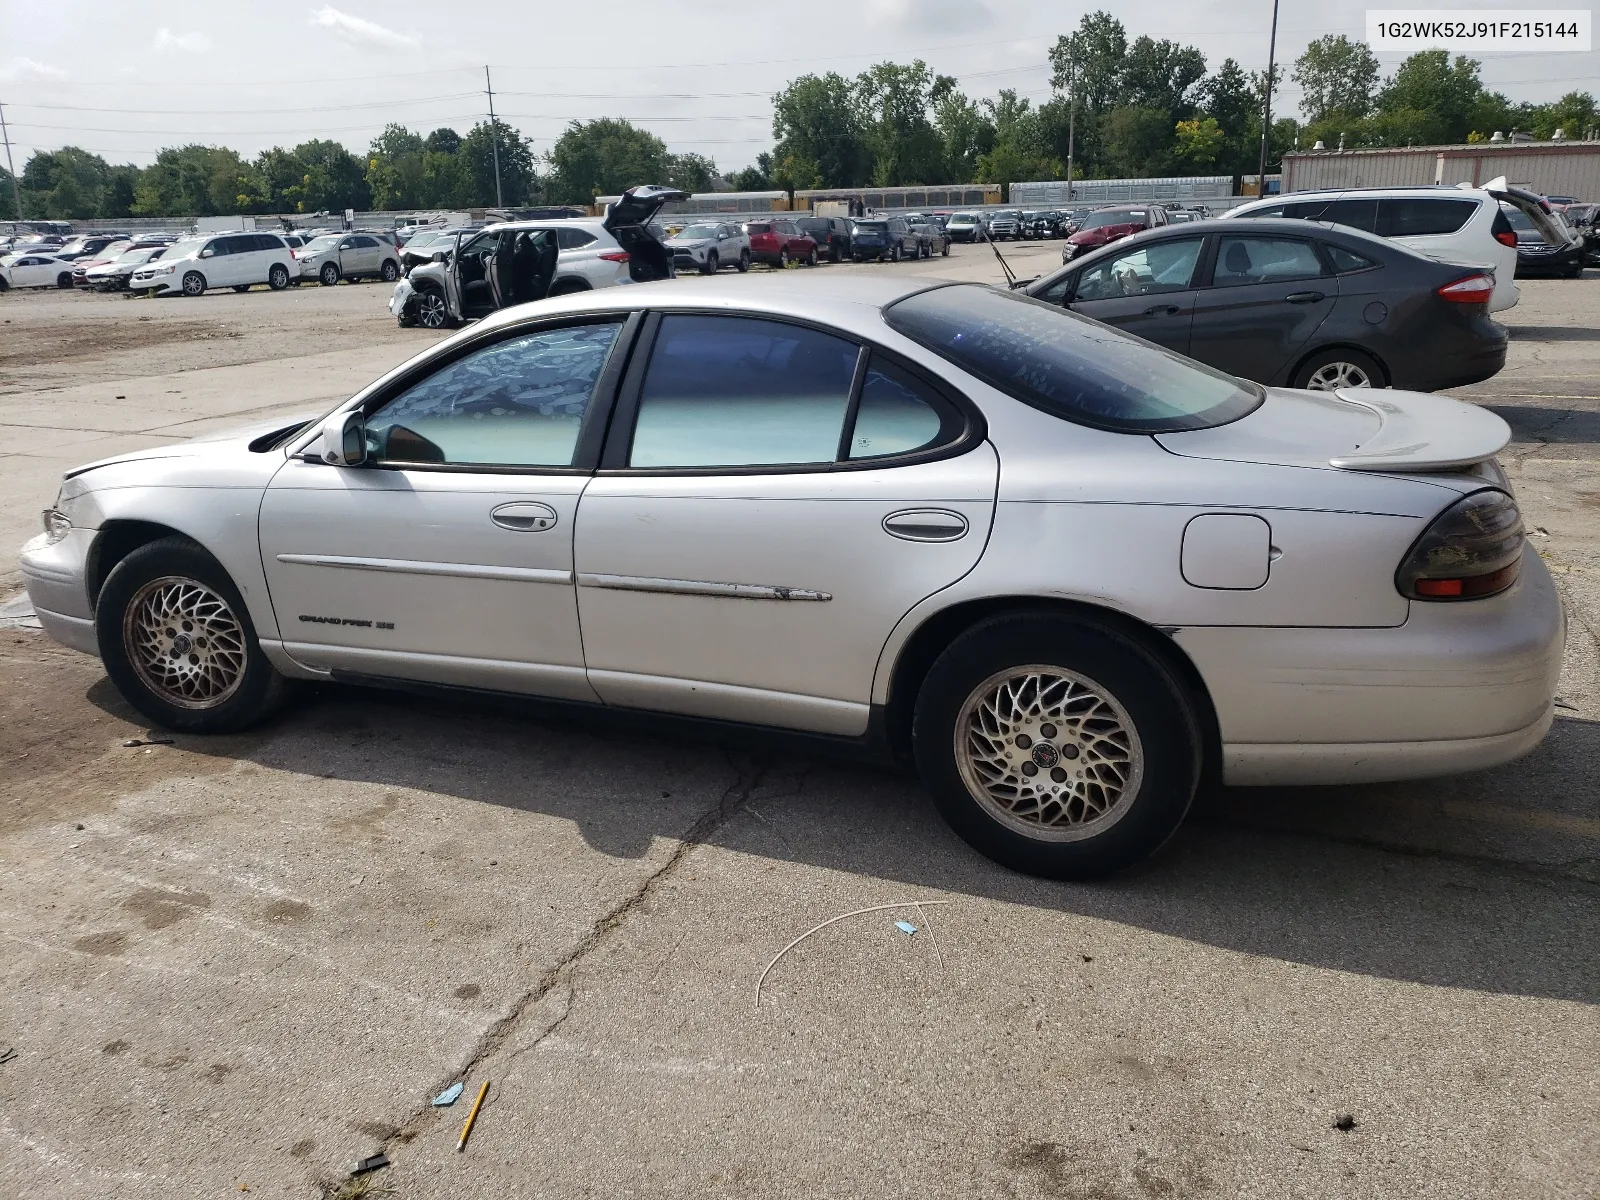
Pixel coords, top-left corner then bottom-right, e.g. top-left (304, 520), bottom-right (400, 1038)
top-left (1227, 184), bottom-right (1522, 312)
top-left (130, 232), bottom-right (296, 296)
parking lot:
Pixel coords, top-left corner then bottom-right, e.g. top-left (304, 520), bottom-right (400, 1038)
top-left (1, 243), bottom-right (1596, 1199)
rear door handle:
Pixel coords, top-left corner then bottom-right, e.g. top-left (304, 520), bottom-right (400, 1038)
top-left (490, 501), bottom-right (558, 532)
top-left (1143, 304), bottom-right (1182, 316)
top-left (1286, 290), bottom-right (1326, 303)
top-left (883, 509), bottom-right (969, 542)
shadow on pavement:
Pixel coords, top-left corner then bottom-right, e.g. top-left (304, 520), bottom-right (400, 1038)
top-left (89, 676), bottom-right (1600, 1010)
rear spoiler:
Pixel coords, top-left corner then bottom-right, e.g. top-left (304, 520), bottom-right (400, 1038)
top-left (1328, 390), bottom-right (1511, 472)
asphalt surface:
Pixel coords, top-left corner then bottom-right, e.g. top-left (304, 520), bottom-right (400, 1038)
top-left (0, 244), bottom-right (1596, 1199)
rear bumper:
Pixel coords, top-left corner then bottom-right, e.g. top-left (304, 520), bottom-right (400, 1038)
top-left (1176, 544), bottom-right (1565, 786)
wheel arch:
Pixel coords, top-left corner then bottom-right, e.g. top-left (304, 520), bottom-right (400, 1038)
top-left (548, 276), bottom-right (592, 295)
top-left (878, 595), bottom-right (1221, 784)
top-left (1288, 341), bottom-right (1391, 388)
top-left (87, 519), bottom-right (193, 612)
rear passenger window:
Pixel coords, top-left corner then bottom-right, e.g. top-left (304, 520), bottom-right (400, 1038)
top-left (848, 357), bottom-right (954, 459)
top-left (555, 228), bottom-right (596, 249)
top-left (1284, 198), bottom-right (1379, 233)
top-left (1212, 237), bottom-right (1325, 287)
top-left (1377, 198), bottom-right (1476, 237)
top-left (630, 316), bottom-right (860, 468)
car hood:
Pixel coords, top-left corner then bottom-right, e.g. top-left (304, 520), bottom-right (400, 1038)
top-left (665, 237), bottom-right (711, 247)
top-left (1156, 387), bottom-right (1511, 474)
top-left (604, 185), bottom-right (689, 231)
top-left (65, 412), bottom-right (320, 481)
top-left (1070, 224), bottom-right (1139, 245)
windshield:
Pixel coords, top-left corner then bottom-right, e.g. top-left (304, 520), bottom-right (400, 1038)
top-left (676, 224), bottom-right (720, 239)
top-left (883, 284), bottom-right (1262, 434)
top-left (164, 238), bottom-right (205, 258)
top-left (1081, 210), bottom-right (1147, 230)
top-left (114, 248), bottom-right (158, 265)
top-left (306, 235), bottom-right (342, 250)
top-left (950, 214), bottom-right (978, 224)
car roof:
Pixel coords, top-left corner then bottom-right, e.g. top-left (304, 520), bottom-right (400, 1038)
top-left (1240, 185), bottom-right (1492, 202)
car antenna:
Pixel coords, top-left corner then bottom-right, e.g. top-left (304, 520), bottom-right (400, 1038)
top-left (986, 231), bottom-right (1019, 289)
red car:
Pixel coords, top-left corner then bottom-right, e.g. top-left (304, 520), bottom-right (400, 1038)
top-left (744, 219), bottom-right (817, 268)
top-left (1060, 205), bottom-right (1169, 263)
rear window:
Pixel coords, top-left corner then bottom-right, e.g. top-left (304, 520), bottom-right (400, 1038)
top-left (1283, 198), bottom-right (1378, 233)
top-left (1378, 198), bottom-right (1476, 237)
top-left (746, 223), bottom-right (772, 234)
top-left (884, 285), bottom-right (1261, 434)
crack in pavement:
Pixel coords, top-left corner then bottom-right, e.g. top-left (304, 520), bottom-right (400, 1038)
top-left (356, 752), bottom-right (771, 1169)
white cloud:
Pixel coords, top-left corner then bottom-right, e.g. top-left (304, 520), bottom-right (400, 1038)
top-left (0, 56), bottom-right (67, 82)
top-left (308, 6), bottom-right (417, 49)
top-left (152, 29), bottom-right (214, 54)
top-left (866, 0), bottom-right (993, 35)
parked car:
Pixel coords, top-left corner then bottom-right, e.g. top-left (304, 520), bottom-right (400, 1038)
top-left (0, 253), bottom-right (72, 290)
top-left (796, 216), bottom-right (853, 262)
top-left (50, 235), bottom-right (124, 262)
top-left (664, 222), bottom-right (751, 274)
top-left (1500, 200), bottom-right (1586, 277)
top-left (1027, 217), bottom-right (1506, 392)
top-left (84, 245), bottom-right (170, 291)
top-left (849, 218), bottom-right (917, 262)
top-left (1226, 184), bottom-right (1531, 312)
top-left (1060, 208), bottom-right (1094, 235)
top-left (70, 241), bottom-right (135, 286)
top-left (909, 221), bottom-right (951, 258)
top-left (129, 233), bottom-right (296, 296)
top-left (1167, 211), bottom-right (1198, 223)
top-left (21, 274), bottom-right (1560, 880)
top-left (1562, 203), bottom-right (1600, 265)
top-left (1061, 206), bottom-right (1169, 263)
top-left (1021, 211), bottom-right (1063, 239)
top-left (946, 212), bottom-right (987, 242)
top-left (745, 218), bottom-right (818, 267)
top-left (391, 186), bottom-right (686, 329)
top-left (399, 228), bottom-right (476, 274)
top-left (987, 210), bottom-right (1024, 240)
top-left (296, 233), bottom-right (403, 286)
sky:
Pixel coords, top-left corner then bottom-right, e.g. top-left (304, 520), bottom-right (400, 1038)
top-left (1, 0), bottom-right (1596, 174)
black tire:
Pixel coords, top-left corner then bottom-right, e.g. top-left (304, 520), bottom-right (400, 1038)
top-left (380, 259), bottom-right (400, 282)
top-left (319, 261), bottom-right (340, 286)
top-left (232, 285), bottom-right (251, 293)
top-left (1291, 346), bottom-right (1386, 391)
top-left (737, 250), bottom-right (750, 273)
top-left (414, 286), bottom-right (452, 329)
top-left (805, 248), bottom-right (818, 266)
top-left (892, 244), bottom-right (903, 263)
top-left (941, 241), bottom-right (950, 257)
top-left (778, 247), bottom-right (790, 268)
top-left (549, 279), bottom-right (590, 296)
top-left (57, 272), bottom-right (74, 288)
top-left (181, 271), bottom-right (207, 297)
top-left (912, 611), bottom-right (1201, 880)
top-left (268, 264), bottom-right (290, 290)
top-left (700, 251), bottom-right (718, 276)
top-left (831, 243), bottom-right (843, 263)
top-left (95, 536), bottom-right (288, 734)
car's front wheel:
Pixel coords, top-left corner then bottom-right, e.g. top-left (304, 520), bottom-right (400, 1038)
top-left (1293, 347), bottom-right (1384, 391)
top-left (913, 612), bottom-right (1201, 879)
top-left (319, 262), bottom-right (340, 286)
top-left (701, 251), bottom-right (718, 276)
top-left (414, 286), bottom-right (451, 329)
top-left (96, 536), bottom-right (288, 733)
top-left (181, 271), bottom-right (207, 296)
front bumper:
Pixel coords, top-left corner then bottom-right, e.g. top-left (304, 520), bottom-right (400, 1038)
top-left (130, 272), bottom-right (180, 295)
top-left (1176, 543), bottom-right (1566, 786)
top-left (389, 278), bottom-right (415, 318)
top-left (19, 527), bottom-right (99, 657)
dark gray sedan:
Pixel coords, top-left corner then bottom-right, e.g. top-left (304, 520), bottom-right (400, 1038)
top-left (1025, 217), bottom-right (1507, 392)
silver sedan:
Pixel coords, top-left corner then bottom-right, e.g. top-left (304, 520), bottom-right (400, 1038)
top-left (18, 275), bottom-right (1563, 878)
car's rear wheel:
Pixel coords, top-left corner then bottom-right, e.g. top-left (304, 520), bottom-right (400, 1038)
top-left (831, 243), bottom-right (843, 263)
top-left (268, 264), bottom-right (291, 290)
top-left (1293, 347), bottom-right (1384, 391)
top-left (912, 612), bottom-right (1201, 879)
top-left (892, 244), bottom-right (903, 262)
top-left (805, 247), bottom-right (818, 266)
top-left (380, 259), bottom-right (399, 282)
top-left (57, 272), bottom-right (74, 288)
top-left (941, 241), bottom-right (950, 256)
top-left (414, 286), bottom-right (451, 328)
top-left (182, 271), bottom-right (207, 296)
top-left (96, 537), bottom-right (288, 734)
top-left (232, 285), bottom-right (250, 293)
top-left (737, 250), bottom-right (750, 273)
top-left (319, 262), bottom-right (340, 286)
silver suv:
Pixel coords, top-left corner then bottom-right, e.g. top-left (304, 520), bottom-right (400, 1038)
top-left (664, 222), bottom-right (750, 274)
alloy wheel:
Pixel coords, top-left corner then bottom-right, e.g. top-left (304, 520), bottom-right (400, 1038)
top-left (1305, 360), bottom-right (1372, 390)
top-left (182, 272), bottom-right (205, 296)
top-left (122, 576), bottom-right (248, 710)
top-left (954, 664), bottom-right (1144, 843)
top-left (417, 290), bottom-right (448, 328)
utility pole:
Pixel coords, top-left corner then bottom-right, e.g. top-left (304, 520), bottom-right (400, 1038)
top-left (1257, 0), bottom-right (1280, 194)
top-left (1064, 58), bottom-right (1076, 203)
top-left (485, 65), bottom-right (503, 208)
top-left (0, 100), bottom-right (22, 221)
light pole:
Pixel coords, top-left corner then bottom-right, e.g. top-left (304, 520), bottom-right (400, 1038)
top-left (1257, 0), bottom-right (1280, 193)
top-left (0, 100), bottom-right (22, 221)
top-left (1064, 57), bottom-right (1076, 203)
top-left (485, 65), bottom-right (503, 208)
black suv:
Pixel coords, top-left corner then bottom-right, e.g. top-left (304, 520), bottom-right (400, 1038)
top-left (849, 217), bottom-right (919, 262)
top-left (796, 216), bottom-right (853, 263)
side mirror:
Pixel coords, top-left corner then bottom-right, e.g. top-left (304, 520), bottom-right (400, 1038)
top-left (319, 410), bottom-right (367, 467)
top-left (430, 250), bottom-right (446, 263)
top-left (200, 248), bottom-right (214, 258)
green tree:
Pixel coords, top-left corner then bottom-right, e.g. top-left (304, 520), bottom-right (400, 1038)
top-left (771, 72), bottom-right (872, 187)
top-left (1120, 37), bottom-right (1207, 118)
top-left (665, 152), bottom-right (718, 193)
top-left (1173, 117), bottom-right (1225, 170)
top-left (459, 119), bottom-right (538, 206)
top-left (730, 153), bottom-right (772, 191)
top-left (286, 139), bottom-right (370, 213)
top-left (548, 118), bottom-right (668, 203)
top-left (1102, 106), bottom-right (1176, 175)
top-left (856, 60), bottom-right (945, 185)
top-left (1293, 35), bottom-right (1380, 126)
top-left (931, 77), bottom-right (995, 181)
top-left (366, 124), bottom-right (427, 210)
top-left (1375, 51), bottom-right (1488, 144)
top-left (133, 145), bottom-right (253, 216)
top-left (1199, 58), bottom-right (1259, 175)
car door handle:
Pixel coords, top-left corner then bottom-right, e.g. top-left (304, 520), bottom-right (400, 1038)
top-left (1286, 290), bottom-right (1326, 303)
top-left (490, 501), bottom-right (558, 532)
top-left (1142, 304), bottom-right (1182, 316)
top-left (883, 509), bottom-right (969, 542)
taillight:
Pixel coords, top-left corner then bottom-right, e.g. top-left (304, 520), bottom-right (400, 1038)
top-left (1494, 229), bottom-right (1518, 248)
top-left (598, 251), bottom-right (630, 263)
top-left (1437, 273), bottom-right (1494, 303)
top-left (1396, 490), bottom-right (1523, 601)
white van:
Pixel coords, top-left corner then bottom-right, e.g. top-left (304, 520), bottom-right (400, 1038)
top-left (129, 232), bottom-right (296, 296)
top-left (1226, 183), bottom-right (1524, 312)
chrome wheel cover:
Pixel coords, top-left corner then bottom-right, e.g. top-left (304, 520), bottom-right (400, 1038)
top-left (955, 665), bottom-right (1144, 842)
top-left (123, 576), bottom-right (248, 709)
top-left (1305, 360), bottom-right (1372, 390)
top-left (417, 291), bottom-right (447, 328)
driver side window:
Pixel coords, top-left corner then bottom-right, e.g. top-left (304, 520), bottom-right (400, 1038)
top-left (364, 322), bottom-right (624, 468)
top-left (1075, 238), bottom-right (1203, 302)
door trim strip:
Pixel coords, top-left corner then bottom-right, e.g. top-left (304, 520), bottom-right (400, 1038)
top-left (275, 553), bottom-right (573, 585)
top-left (576, 573), bottom-right (831, 602)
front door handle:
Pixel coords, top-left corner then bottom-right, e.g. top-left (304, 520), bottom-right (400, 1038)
top-left (1286, 290), bottom-right (1326, 303)
top-left (490, 501), bottom-right (558, 532)
top-left (1143, 303), bottom-right (1182, 316)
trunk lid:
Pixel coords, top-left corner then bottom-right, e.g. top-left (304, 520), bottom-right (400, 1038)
top-left (1156, 387), bottom-right (1510, 473)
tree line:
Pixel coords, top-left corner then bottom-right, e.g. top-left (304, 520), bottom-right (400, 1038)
top-left (5, 12), bottom-right (1595, 221)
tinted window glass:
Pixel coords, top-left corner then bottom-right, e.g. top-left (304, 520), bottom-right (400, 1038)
top-left (1323, 243), bottom-right (1378, 273)
top-left (256, 234), bottom-right (283, 251)
top-left (1378, 198), bottom-right (1476, 237)
top-left (1284, 198), bottom-right (1378, 232)
top-left (554, 228), bottom-right (596, 249)
top-left (366, 322), bottom-right (623, 467)
top-left (630, 315), bottom-right (860, 468)
top-left (848, 357), bottom-right (950, 459)
top-left (884, 284), bottom-right (1260, 434)
top-left (1075, 238), bottom-right (1203, 301)
top-left (351, 235), bottom-right (377, 248)
top-left (1212, 236), bottom-right (1325, 287)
